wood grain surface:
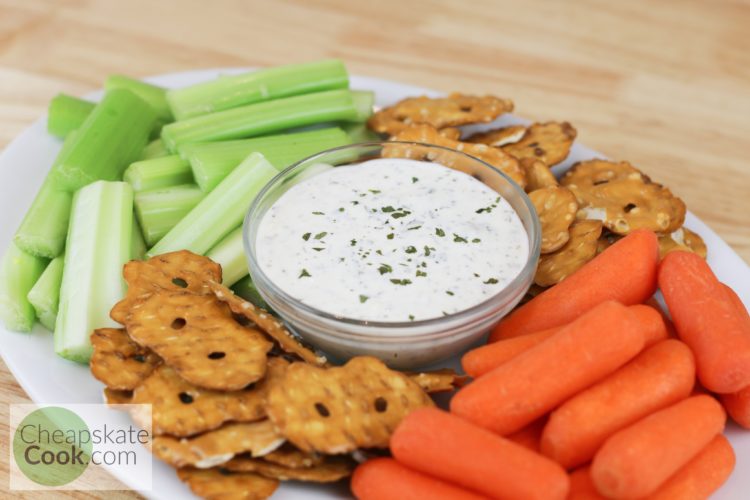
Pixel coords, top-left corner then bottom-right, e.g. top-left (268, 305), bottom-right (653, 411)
top-left (1, 0), bottom-right (748, 497)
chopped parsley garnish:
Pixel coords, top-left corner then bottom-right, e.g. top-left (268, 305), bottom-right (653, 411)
top-left (369, 189), bottom-right (381, 194)
top-left (391, 210), bottom-right (411, 219)
top-left (378, 264), bottom-right (393, 275)
top-left (424, 246), bottom-right (434, 256)
top-left (412, 177), bottom-right (419, 183)
top-left (298, 269), bottom-right (311, 278)
top-left (314, 231), bottom-right (327, 240)
top-left (351, 200), bottom-right (359, 205)
top-left (405, 246), bottom-right (417, 254)
top-left (453, 234), bottom-right (468, 243)
top-left (409, 314), bottom-right (415, 321)
top-left (476, 207), bottom-right (493, 214)
top-left (381, 206), bottom-right (396, 213)
top-left (436, 228), bottom-right (445, 237)
top-left (390, 279), bottom-right (412, 286)
top-left (302, 232), bottom-right (311, 241)
top-left (472, 238), bottom-right (481, 243)
top-left (407, 225), bottom-right (422, 231)
top-left (416, 270), bottom-right (427, 277)
top-left (446, 290), bottom-right (455, 296)
top-left (359, 295), bottom-right (369, 303)
top-left (375, 249), bottom-right (383, 255)
top-left (387, 233), bottom-right (394, 240)
top-left (312, 211), bottom-right (324, 215)
top-left (312, 247), bottom-right (324, 252)
top-left (338, 207), bottom-right (345, 212)
top-left (483, 278), bottom-right (499, 284)
top-left (350, 239), bottom-right (357, 246)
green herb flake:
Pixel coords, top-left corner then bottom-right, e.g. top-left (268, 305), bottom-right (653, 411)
top-left (446, 290), bottom-right (455, 296)
top-left (436, 228), bottom-right (445, 237)
top-left (416, 270), bottom-right (427, 277)
top-left (381, 206), bottom-right (396, 213)
top-left (369, 189), bottom-right (381, 194)
top-left (312, 211), bottom-right (324, 215)
top-left (405, 246), bottom-right (417, 254)
top-left (407, 225), bottom-right (422, 231)
top-left (350, 239), bottom-right (357, 246)
top-left (472, 238), bottom-right (481, 243)
top-left (390, 278), bottom-right (412, 286)
top-left (338, 207), bottom-right (345, 212)
top-left (483, 277), bottom-right (499, 285)
top-left (424, 246), bottom-right (434, 256)
top-left (351, 200), bottom-right (359, 205)
top-left (378, 264), bottom-right (393, 275)
top-left (302, 232), bottom-right (311, 241)
top-left (453, 234), bottom-right (468, 243)
top-left (387, 233), bottom-right (394, 240)
top-left (412, 177), bottom-right (419, 183)
top-left (359, 295), bottom-right (369, 303)
top-left (391, 210), bottom-right (411, 219)
top-left (409, 314), bottom-right (415, 321)
top-left (314, 232), bottom-right (327, 240)
top-left (375, 249), bottom-right (383, 255)
top-left (312, 247), bottom-right (324, 252)
top-left (298, 269), bottom-right (311, 278)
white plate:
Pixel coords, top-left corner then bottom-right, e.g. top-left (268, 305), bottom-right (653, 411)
top-left (1, 69), bottom-right (749, 499)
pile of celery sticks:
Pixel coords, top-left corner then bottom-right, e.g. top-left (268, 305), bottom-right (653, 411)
top-left (0, 59), bottom-right (375, 363)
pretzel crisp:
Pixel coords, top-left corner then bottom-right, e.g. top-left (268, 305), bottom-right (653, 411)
top-left (500, 121), bottom-right (577, 166)
top-left (386, 124), bottom-right (526, 189)
top-left (658, 227), bottom-right (707, 259)
top-left (152, 420), bottom-right (284, 469)
top-left (561, 160), bottom-right (686, 235)
top-left (111, 250), bottom-right (221, 324)
top-left (535, 220), bottom-right (603, 287)
top-left (90, 328), bottom-right (160, 391)
top-left (176, 467), bottom-right (279, 500)
top-left (465, 125), bottom-right (527, 147)
top-left (224, 455), bottom-right (355, 483)
top-left (125, 291), bottom-right (272, 391)
top-left (266, 357), bottom-right (433, 454)
top-left (521, 158), bottom-right (559, 192)
top-left (368, 93), bottom-right (514, 136)
top-left (529, 186), bottom-right (579, 254)
top-left (262, 444), bottom-right (324, 469)
top-left (407, 369), bottom-right (468, 393)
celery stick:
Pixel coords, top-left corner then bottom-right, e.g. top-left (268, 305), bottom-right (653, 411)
top-left (131, 218), bottom-right (147, 260)
top-left (52, 89), bottom-right (157, 190)
top-left (206, 227), bottom-right (245, 286)
top-left (167, 60), bottom-right (349, 120)
top-left (148, 153), bottom-right (277, 257)
top-left (124, 155), bottom-right (193, 192)
top-left (27, 255), bottom-right (64, 331)
top-left (55, 181), bottom-right (133, 363)
top-left (231, 275), bottom-right (270, 311)
top-left (105, 74), bottom-right (174, 123)
top-left (161, 89), bottom-right (374, 152)
top-left (47, 94), bottom-right (94, 138)
top-left (135, 184), bottom-right (205, 247)
top-left (341, 122), bottom-right (381, 143)
top-left (139, 138), bottom-right (169, 160)
top-left (0, 243), bottom-right (47, 332)
top-left (179, 127), bottom-right (350, 192)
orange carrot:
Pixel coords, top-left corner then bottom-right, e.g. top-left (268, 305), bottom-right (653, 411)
top-left (721, 386), bottom-right (750, 428)
top-left (647, 434), bottom-right (735, 500)
top-left (451, 301), bottom-right (645, 435)
top-left (568, 466), bottom-right (605, 500)
top-left (541, 339), bottom-right (695, 469)
top-left (351, 457), bottom-right (485, 500)
top-left (630, 304), bottom-right (669, 347)
top-left (464, 326), bottom-right (560, 378)
top-left (390, 407), bottom-right (569, 500)
top-left (722, 283), bottom-right (750, 322)
top-left (590, 395), bottom-right (726, 499)
top-left (659, 251), bottom-right (750, 393)
top-left (492, 229), bottom-right (658, 340)
top-left (506, 416), bottom-right (547, 453)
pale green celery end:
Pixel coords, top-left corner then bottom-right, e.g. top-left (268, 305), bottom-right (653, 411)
top-left (139, 138), bottom-right (169, 161)
top-left (341, 122), bottom-right (382, 143)
top-left (167, 59), bottom-right (349, 120)
top-left (105, 74), bottom-right (174, 122)
top-left (206, 226), bottom-right (246, 286)
top-left (147, 153), bottom-right (277, 257)
top-left (231, 275), bottom-right (270, 311)
top-left (0, 243), bottom-right (47, 332)
top-left (161, 89), bottom-right (359, 152)
top-left (13, 176), bottom-right (73, 259)
top-left (47, 94), bottom-right (95, 138)
top-left (54, 181), bottom-right (133, 363)
top-left (52, 89), bottom-right (157, 191)
top-left (135, 184), bottom-right (205, 247)
top-left (27, 255), bottom-right (64, 332)
top-left (123, 155), bottom-right (193, 192)
top-left (349, 90), bottom-right (375, 121)
top-left (131, 218), bottom-right (147, 260)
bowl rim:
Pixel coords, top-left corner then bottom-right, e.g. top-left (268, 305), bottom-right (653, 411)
top-left (243, 140), bottom-right (541, 335)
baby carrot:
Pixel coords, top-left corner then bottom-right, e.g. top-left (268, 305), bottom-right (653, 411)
top-left (351, 457), bottom-right (485, 500)
top-left (647, 434), bottom-right (735, 500)
top-left (659, 251), bottom-right (750, 393)
top-left (492, 229), bottom-right (658, 340)
top-left (506, 416), bottom-right (547, 453)
top-left (472, 304), bottom-right (667, 378)
top-left (464, 326), bottom-right (559, 378)
top-left (451, 301), bottom-right (645, 435)
top-left (391, 407), bottom-right (569, 500)
top-left (721, 386), bottom-right (750, 428)
top-left (541, 339), bottom-right (695, 469)
top-left (568, 466), bottom-right (605, 500)
top-left (590, 395), bottom-right (726, 499)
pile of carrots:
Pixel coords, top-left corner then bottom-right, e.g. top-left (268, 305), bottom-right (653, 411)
top-left (351, 230), bottom-right (750, 499)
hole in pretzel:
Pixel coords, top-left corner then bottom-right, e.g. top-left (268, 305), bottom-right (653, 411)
top-left (171, 277), bottom-right (188, 288)
top-left (624, 203), bottom-right (637, 213)
top-left (178, 392), bottom-right (194, 404)
top-left (593, 179), bottom-right (609, 186)
top-left (133, 354), bottom-right (146, 363)
top-left (171, 318), bottom-right (186, 330)
top-left (374, 397), bottom-right (388, 413)
top-left (207, 351), bottom-right (226, 360)
top-left (315, 402), bottom-right (331, 417)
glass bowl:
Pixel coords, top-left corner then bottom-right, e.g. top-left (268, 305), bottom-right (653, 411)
top-left (244, 142), bottom-right (541, 369)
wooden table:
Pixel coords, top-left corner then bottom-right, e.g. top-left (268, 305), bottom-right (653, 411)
top-left (1, 0), bottom-right (748, 497)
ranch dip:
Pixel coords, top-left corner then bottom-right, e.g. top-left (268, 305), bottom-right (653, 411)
top-left (255, 158), bottom-right (528, 322)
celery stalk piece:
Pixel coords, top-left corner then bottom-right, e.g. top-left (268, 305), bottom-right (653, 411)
top-left (139, 138), bottom-right (169, 160)
top-left (0, 243), bottom-right (47, 332)
top-left (124, 155), bottom-right (194, 192)
top-left (179, 127), bottom-right (350, 192)
top-left (341, 122), bottom-right (382, 143)
top-left (105, 74), bottom-right (174, 123)
top-left (51, 89), bottom-right (157, 191)
top-left (161, 89), bottom-right (374, 152)
top-left (231, 275), bottom-right (270, 311)
top-left (135, 184), bottom-right (205, 247)
top-left (47, 94), bottom-right (94, 138)
top-left (131, 218), bottom-right (147, 260)
top-left (55, 181), bottom-right (133, 363)
top-left (167, 59), bottom-right (349, 120)
top-left (206, 227), bottom-right (245, 286)
top-left (148, 153), bottom-right (277, 257)
top-left (27, 255), bottom-right (64, 331)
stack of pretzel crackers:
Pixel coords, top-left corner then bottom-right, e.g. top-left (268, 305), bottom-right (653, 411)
top-left (368, 93), bottom-right (706, 297)
top-left (89, 251), bottom-right (462, 499)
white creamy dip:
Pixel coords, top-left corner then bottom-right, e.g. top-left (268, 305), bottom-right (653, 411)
top-left (255, 158), bottom-right (528, 322)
